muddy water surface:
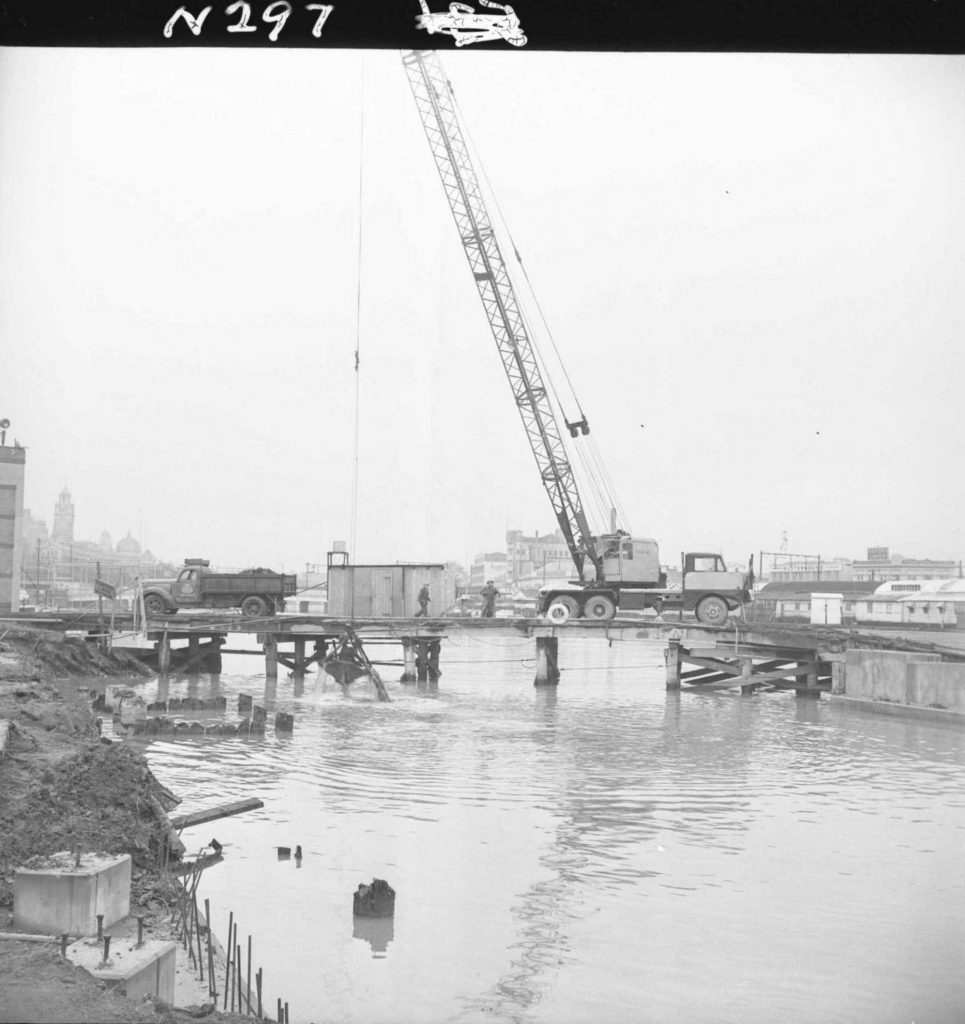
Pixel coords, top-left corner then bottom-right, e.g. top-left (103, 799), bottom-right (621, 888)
top-left (123, 631), bottom-right (965, 1024)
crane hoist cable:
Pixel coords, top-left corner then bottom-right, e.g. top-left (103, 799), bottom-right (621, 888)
top-left (350, 53), bottom-right (365, 560)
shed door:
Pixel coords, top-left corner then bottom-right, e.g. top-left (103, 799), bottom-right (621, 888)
top-left (372, 573), bottom-right (394, 617)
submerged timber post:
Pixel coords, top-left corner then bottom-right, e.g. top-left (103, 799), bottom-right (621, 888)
top-left (158, 631), bottom-right (171, 677)
top-left (187, 636), bottom-right (200, 676)
top-left (739, 655), bottom-right (754, 695)
top-left (802, 660), bottom-right (820, 698)
top-left (400, 639), bottom-right (417, 683)
top-left (665, 638), bottom-right (681, 690)
top-left (293, 639), bottom-right (306, 679)
top-left (534, 636), bottom-right (560, 686)
top-left (264, 635), bottom-right (278, 681)
top-left (427, 640), bottom-right (441, 680)
top-left (415, 642), bottom-right (429, 682)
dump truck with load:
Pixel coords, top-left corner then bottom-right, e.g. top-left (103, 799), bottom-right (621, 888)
top-left (141, 559), bottom-right (296, 617)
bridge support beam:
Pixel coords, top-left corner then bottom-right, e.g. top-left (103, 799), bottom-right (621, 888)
top-left (534, 636), bottom-right (560, 686)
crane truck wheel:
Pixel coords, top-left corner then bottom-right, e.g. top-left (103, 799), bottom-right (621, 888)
top-left (143, 594), bottom-right (170, 616)
top-left (240, 595), bottom-right (269, 618)
top-left (546, 596), bottom-right (580, 624)
top-left (583, 595), bottom-right (616, 621)
top-left (696, 595), bottom-right (729, 625)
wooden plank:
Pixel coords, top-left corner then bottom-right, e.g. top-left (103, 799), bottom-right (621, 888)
top-left (170, 798), bottom-right (264, 831)
top-left (684, 665), bottom-right (819, 690)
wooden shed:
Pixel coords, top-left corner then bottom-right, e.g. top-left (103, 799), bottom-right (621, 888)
top-left (326, 563), bottom-right (456, 618)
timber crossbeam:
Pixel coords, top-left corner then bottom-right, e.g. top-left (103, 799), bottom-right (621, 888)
top-left (665, 638), bottom-right (830, 696)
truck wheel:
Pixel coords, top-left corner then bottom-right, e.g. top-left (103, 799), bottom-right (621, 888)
top-left (546, 596), bottom-right (580, 624)
top-left (696, 595), bottom-right (729, 625)
top-left (143, 594), bottom-right (168, 616)
top-left (584, 595), bottom-right (616, 621)
top-left (241, 595), bottom-right (269, 617)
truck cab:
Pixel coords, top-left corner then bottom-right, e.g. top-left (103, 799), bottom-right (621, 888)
top-left (681, 552), bottom-right (753, 624)
top-left (171, 559), bottom-right (209, 607)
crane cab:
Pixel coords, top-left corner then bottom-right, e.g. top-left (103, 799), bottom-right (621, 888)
top-left (598, 533), bottom-right (663, 586)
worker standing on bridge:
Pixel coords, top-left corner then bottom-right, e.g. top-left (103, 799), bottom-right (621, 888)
top-left (415, 584), bottom-right (431, 617)
top-left (480, 581), bottom-right (499, 618)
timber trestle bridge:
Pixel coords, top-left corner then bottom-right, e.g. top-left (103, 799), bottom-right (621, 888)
top-left (9, 611), bottom-right (965, 699)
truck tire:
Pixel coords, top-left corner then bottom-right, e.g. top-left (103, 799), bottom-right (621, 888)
top-left (546, 596), bottom-right (580, 624)
top-left (583, 595), bottom-right (616, 621)
top-left (696, 595), bottom-right (729, 625)
top-left (143, 594), bottom-right (170, 616)
top-left (240, 595), bottom-right (269, 618)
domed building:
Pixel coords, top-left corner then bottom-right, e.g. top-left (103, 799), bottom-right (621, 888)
top-left (116, 532), bottom-right (142, 557)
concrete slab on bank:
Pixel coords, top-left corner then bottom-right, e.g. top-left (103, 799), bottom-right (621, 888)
top-left (13, 853), bottom-right (131, 936)
top-left (66, 935), bottom-right (176, 1003)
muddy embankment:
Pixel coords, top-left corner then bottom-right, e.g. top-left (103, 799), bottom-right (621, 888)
top-left (0, 627), bottom-right (252, 1024)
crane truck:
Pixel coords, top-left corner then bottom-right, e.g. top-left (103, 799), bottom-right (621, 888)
top-left (402, 50), bottom-right (753, 625)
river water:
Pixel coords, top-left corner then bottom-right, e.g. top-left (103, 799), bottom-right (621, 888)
top-left (118, 630), bottom-right (964, 1024)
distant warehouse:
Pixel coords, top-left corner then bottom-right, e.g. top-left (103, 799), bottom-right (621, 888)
top-left (751, 579), bottom-right (965, 629)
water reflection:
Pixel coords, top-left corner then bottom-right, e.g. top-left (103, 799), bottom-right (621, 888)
top-left (109, 633), bottom-right (965, 1024)
top-left (352, 916), bottom-right (394, 958)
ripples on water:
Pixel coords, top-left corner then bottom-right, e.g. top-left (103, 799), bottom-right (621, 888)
top-left (105, 632), bottom-right (965, 1024)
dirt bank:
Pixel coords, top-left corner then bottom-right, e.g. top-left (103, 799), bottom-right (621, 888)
top-left (0, 629), bottom-right (176, 906)
top-left (0, 628), bottom-right (260, 1024)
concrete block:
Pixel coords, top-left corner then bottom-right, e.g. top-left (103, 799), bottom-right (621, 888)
top-left (13, 853), bottom-right (131, 935)
top-left (844, 650), bottom-right (940, 702)
top-left (906, 661), bottom-right (965, 711)
top-left (66, 936), bottom-right (176, 1003)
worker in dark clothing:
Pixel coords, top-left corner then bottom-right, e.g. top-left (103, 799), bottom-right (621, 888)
top-left (415, 584), bottom-right (431, 617)
top-left (480, 581), bottom-right (499, 618)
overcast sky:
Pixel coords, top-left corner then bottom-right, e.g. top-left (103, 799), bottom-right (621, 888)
top-left (2, 47), bottom-right (963, 572)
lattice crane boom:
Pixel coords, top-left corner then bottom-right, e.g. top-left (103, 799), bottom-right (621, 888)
top-left (402, 49), bottom-right (601, 582)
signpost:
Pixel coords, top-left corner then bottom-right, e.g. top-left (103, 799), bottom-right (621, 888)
top-left (94, 564), bottom-right (115, 650)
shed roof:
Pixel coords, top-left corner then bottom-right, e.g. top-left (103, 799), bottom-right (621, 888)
top-left (756, 580), bottom-right (878, 598)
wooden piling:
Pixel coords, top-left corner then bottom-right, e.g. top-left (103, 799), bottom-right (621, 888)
top-left (264, 636), bottom-right (278, 681)
top-left (400, 638), bottom-right (417, 683)
top-left (415, 641), bottom-right (429, 682)
top-left (187, 636), bottom-right (200, 675)
top-left (293, 638), bottom-right (306, 679)
top-left (158, 631), bottom-right (171, 676)
top-left (739, 656), bottom-right (754, 695)
top-left (665, 638), bottom-right (681, 690)
top-left (534, 636), bottom-right (560, 686)
top-left (427, 640), bottom-right (441, 680)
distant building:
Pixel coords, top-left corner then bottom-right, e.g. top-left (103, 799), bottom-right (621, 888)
top-left (51, 486), bottom-right (75, 551)
top-left (852, 546), bottom-right (961, 583)
top-left (505, 528), bottom-right (572, 586)
top-left (750, 580), bottom-right (878, 624)
top-left (470, 551), bottom-right (508, 591)
top-left (767, 557), bottom-right (854, 583)
top-left (0, 441), bottom-right (26, 614)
